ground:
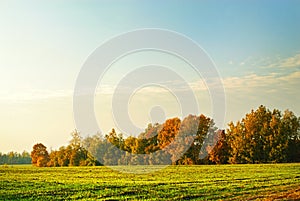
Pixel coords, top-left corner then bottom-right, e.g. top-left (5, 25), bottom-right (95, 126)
top-left (0, 164), bottom-right (299, 200)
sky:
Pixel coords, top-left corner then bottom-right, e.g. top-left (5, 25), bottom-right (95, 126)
top-left (0, 0), bottom-right (300, 153)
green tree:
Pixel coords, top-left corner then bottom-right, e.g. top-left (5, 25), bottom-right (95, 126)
top-left (103, 144), bottom-right (122, 165)
top-left (171, 115), bottom-right (200, 164)
top-left (47, 132), bottom-right (99, 167)
top-left (282, 110), bottom-right (300, 162)
top-left (181, 114), bottom-right (216, 164)
top-left (143, 123), bottom-right (161, 154)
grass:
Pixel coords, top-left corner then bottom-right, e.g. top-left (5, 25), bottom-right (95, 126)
top-left (0, 164), bottom-right (299, 200)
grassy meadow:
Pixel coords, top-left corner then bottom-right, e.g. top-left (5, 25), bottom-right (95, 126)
top-left (0, 164), bottom-right (299, 200)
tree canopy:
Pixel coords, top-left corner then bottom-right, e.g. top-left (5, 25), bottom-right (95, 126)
top-left (28, 105), bottom-right (300, 167)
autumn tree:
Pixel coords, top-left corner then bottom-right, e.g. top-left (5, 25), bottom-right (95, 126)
top-left (70, 129), bottom-right (82, 148)
top-left (158, 117), bottom-right (181, 149)
top-left (31, 143), bottom-right (50, 167)
top-left (227, 105), bottom-right (300, 164)
top-left (156, 117), bottom-right (181, 164)
top-left (227, 120), bottom-right (244, 164)
top-left (208, 130), bottom-right (230, 164)
top-left (105, 128), bottom-right (124, 149)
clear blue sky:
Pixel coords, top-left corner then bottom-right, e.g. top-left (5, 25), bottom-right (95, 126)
top-left (0, 1), bottom-right (300, 152)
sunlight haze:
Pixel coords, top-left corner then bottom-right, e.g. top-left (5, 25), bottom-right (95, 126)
top-left (0, 1), bottom-right (300, 153)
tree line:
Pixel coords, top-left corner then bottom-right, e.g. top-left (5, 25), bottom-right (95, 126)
top-left (30, 132), bottom-right (100, 167)
top-left (0, 151), bottom-right (31, 165)
top-left (31, 105), bottom-right (300, 167)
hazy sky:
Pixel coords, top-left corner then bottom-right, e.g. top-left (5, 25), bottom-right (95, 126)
top-left (1, 1), bottom-right (300, 153)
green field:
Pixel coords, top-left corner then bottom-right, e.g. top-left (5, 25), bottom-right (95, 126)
top-left (0, 164), bottom-right (299, 200)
